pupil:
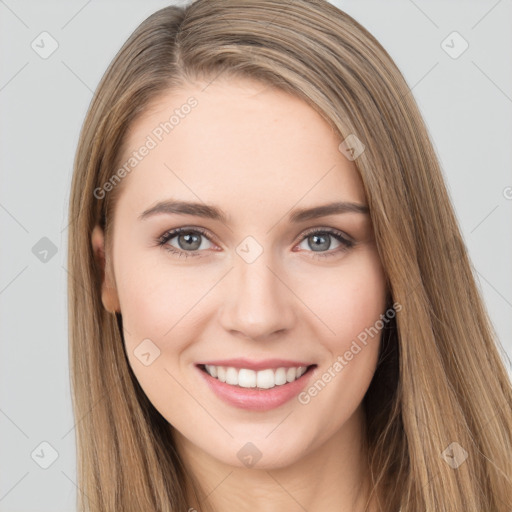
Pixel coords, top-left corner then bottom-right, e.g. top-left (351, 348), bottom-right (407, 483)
top-left (310, 234), bottom-right (330, 251)
top-left (180, 232), bottom-right (201, 250)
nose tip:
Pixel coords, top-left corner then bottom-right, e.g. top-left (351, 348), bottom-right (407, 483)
top-left (218, 257), bottom-right (295, 341)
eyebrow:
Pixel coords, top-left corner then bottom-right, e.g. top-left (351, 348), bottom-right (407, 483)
top-left (138, 199), bottom-right (369, 223)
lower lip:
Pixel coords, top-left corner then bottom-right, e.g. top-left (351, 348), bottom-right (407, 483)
top-left (196, 365), bottom-right (316, 411)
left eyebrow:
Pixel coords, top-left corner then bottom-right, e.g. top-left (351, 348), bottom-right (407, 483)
top-left (288, 201), bottom-right (369, 222)
top-left (138, 199), bottom-right (369, 224)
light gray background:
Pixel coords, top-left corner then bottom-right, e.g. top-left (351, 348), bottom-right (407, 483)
top-left (1, 1), bottom-right (511, 510)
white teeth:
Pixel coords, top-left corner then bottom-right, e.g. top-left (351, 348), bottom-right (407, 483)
top-left (238, 369), bottom-right (256, 388)
top-left (274, 367), bottom-right (287, 385)
top-left (203, 365), bottom-right (309, 389)
top-left (217, 366), bottom-right (226, 383)
top-left (286, 367), bottom-right (297, 382)
top-left (256, 369), bottom-right (275, 389)
top-left (225, 367), bottom-right (239, 385)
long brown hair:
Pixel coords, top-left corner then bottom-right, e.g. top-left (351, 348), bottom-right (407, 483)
top-left (67, 1), bottom-right (512, 510)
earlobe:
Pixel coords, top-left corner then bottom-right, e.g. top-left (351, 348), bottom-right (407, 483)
top-left (91, 225), bottom-right (121, 314)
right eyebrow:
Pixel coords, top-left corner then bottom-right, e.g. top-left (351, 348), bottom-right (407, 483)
top-left (138, 200), bottom-right (229, 223)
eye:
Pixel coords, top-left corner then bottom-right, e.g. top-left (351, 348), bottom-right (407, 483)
top-left (156, 226), bottom-right (354, 259)
top-left (157, 227), bottom-right (215, 258)
top-left (295, 228), bottom-right (354, 259)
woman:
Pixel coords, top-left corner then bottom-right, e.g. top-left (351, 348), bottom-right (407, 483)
top-left (67, 1), bottom-right (512, 510)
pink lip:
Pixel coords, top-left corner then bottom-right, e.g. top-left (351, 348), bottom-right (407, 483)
top-left (196, 364), bottom-right (317, 411)
top-left (195, 358), bottom-right (313, 371)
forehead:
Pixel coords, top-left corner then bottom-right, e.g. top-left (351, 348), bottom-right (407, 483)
top-left (116, 77), bottom-right (366, 217)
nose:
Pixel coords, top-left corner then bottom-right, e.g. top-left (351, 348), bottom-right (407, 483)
top-left (218, 251), bottom-right (296, 341)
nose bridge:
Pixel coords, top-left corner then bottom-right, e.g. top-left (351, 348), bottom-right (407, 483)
top-left (219, 243), bottom-right (295, 340)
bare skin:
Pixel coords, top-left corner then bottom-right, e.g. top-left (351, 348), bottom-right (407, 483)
top-left (92, 76), bottom-right (386, 512)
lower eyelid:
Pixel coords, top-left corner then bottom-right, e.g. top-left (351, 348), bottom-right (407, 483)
top-left (295, 234), bottom-right (353, 257)
top-left (158, 228), bottom-right (353, 257)
top-left (159, 229), bottom-right (215, 253)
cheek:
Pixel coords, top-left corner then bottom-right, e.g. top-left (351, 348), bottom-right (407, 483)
top-left (298, 247), bottom-right (388, 348)
top-left (294, 250), bottom-right (387, 435)
top-left (114, 257), bottom-right (198, 411)
top-left (117, 243), bottom-right (387, 346)
top-left (114, 252), bottom-right (192, 349)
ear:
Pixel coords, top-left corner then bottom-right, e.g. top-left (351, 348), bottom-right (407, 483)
top-left (91, 225), bottom-right (121, 314)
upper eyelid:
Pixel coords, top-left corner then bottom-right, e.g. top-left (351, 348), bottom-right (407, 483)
top-left (160, 226), bottom-right (219, 245)
top-left (300, 226), bottom-right (353, 242)
top-left (159, 225), bottom-right (352, 248)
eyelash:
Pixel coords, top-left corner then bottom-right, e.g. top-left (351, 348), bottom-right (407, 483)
top-left (156, 226), bottom-right (354, 260)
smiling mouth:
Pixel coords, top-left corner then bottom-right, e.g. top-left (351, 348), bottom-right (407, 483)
top-left (197, 363), bottom-right (317, 389)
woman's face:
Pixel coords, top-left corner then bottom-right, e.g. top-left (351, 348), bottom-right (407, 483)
top-left (93, 77), bottom-right (388, 469)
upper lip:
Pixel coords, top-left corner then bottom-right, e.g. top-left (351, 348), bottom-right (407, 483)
top-left (196, 358), bottom-right (315, 371)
